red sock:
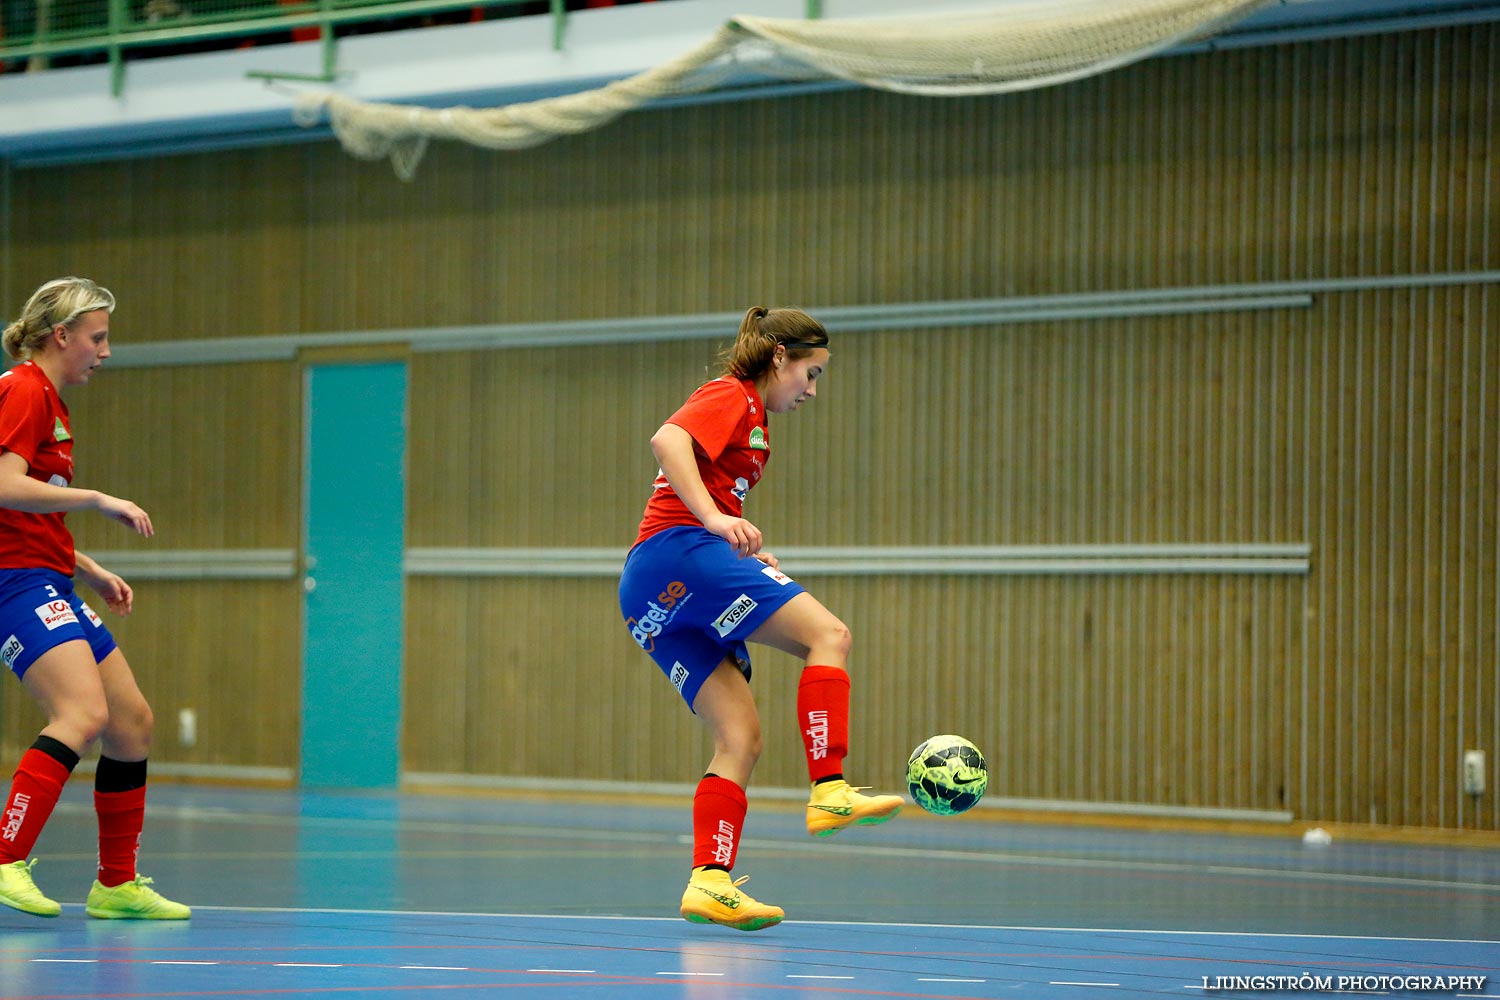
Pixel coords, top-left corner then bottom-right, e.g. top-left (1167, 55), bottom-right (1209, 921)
top-left (691, 775), bottom-right (747, 871)
top-left (94, 786), bottom-right (145, 887)
top-left (797, 664), bottom-right (850, 783)
top-left (0, 749), bottom-right (73, 864)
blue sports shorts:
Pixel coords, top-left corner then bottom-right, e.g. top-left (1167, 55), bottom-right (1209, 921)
top-left (619, 525), bottom-right (806, 710)
top-left (0, 568), bottom-right (117, 680)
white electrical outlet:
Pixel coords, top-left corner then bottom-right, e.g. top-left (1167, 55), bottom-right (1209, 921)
top-left (178, 708), bottom-right (197, 749)
top-left (1462, 750), bottom-right (1485, 796)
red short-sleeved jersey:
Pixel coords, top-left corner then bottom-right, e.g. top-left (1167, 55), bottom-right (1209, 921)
top-left (634, 377), bottom-right (769, 546)
top-left (0, 361), bottom-right (77, 574)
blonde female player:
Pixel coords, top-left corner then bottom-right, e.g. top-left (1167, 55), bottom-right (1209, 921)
top-left (618, 306), bottom-right (902, 932)
top-left (0, 277), bottom-right (189, 920)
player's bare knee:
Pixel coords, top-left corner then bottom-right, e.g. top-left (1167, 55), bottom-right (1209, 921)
top-left (106, 700), bottom-right (154, 754)
top-left (719, 725), bottom-right (762, 766)
top-left (822, 618), bottom-right (852, 660)
top-left (58, 702), bottom-right (109, 748)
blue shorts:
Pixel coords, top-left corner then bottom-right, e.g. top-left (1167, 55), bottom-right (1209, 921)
top-left (0, 568), bottom-right (117, 680)
top-left (619, 525), bottom-right (806, 710)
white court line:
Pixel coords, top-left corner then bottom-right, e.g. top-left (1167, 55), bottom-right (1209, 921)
top-left (726, 837), bottom-right (1500, 895)
top-left (53, 801), bottom-right (1496, 897)
top-left (788, 975), bottom-right (856, 979)
top-left (179, 904), bottom-right (1500, 945)
top-left (401, 965), bottom-right (470, 970)
top-left (31, 959), bottom-right (97, 963)
top-left (274, 963), bottom-right (342, 968)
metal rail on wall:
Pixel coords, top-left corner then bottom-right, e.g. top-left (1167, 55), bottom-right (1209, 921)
top-left (0, 0), bottom-right (827, 96)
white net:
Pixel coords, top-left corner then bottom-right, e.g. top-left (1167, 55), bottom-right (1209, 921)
top-left (292, 0), bottom-right (1272, 179)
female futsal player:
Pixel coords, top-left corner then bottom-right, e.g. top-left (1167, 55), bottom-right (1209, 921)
top-left (619, 306), bottom-right (903, 931)
top-left (0, 277), bottom-right (189, 920)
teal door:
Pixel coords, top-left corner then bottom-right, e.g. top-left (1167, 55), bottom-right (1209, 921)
top-left (300, 362), bottom-right (407, 788)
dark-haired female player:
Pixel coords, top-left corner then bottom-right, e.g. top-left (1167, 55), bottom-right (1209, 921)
top-left (619, 305), bottom-right (902, 931)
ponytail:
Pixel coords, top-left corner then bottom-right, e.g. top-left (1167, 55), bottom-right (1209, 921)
top-left (718, 306), bottom-right (828, 379)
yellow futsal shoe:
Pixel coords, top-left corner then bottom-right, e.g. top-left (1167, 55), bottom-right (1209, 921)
top-left (0, 859), bottom-right (61, 917)
top-left (806, 779), bottom-right (904, 837)
top-left (86, 875), bottom-right (191, 920)
top-left (680, 867), bottom-right (784, 932)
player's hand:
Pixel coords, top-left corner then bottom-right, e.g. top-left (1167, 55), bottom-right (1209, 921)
top-left (82, 566), bottom-right (134, 616)
top-left (96, 494), bottom-right (154, 538)
top-left (752, 551), bottom-right (779, 571)
top-left (706, 513), bottom-right (762, 558)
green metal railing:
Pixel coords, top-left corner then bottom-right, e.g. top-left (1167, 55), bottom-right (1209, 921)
top-left (0, 0), bottom-right (823, 97)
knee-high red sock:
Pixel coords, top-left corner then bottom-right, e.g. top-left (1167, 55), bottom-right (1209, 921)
top-left (1, 745), bottom-right (76, 864)
top-left (691, 775), bottom-right (747, 872)
top-left (797, 664), bottom-right (850, 783)
top-left (94, 787), bottom-right (145, 887)
top-left (95, 756), bottom-right (148, 887)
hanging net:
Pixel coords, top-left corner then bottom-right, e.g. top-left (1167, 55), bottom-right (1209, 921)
top-left (292, 0), bottom-right (1272, 179)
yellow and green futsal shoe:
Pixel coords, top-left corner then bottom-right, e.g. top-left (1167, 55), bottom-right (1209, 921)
top-left (806, 778), bottom-right (904, 837)
top-left (680, 867), bottom-right (783, 931)
top-left (0, 859), bottom-right (61, 917)
top-left (86, 875), bottom-right (191, 920)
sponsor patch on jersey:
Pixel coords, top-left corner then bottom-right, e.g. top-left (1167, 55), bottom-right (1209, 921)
top-left (35, 600), bottom-right (78, 631)
top-left (1, 635), bottom-right (23, 670)
top-left (670, 662), bottom-right (690, 693)
top-left (761, 564), bottom-right (793, 585)
top-left (52, 417), bottom-right (70, 442)
top-left (748, 426), bottom-right (768, 450)
top-left (712, 594), bottom-right (758, 637)
top-left (79, 602), bottom-right (103, 628)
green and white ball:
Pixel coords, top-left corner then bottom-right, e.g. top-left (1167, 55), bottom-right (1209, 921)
top-left (906, 735), bottom-right (988, 815)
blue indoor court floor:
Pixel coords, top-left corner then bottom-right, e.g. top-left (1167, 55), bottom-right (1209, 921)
top-left (0, 783), bottom-right (1496, 999)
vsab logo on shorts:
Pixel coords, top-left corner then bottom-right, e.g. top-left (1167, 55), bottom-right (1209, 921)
top-left (628, 581), bottom-right (690, 653)
top-left (34, 600), bottom-right (77, 631)
top-left (712, 594), bottom-right (758, 637)
top-left (0, 635), bottom-right (23, 671)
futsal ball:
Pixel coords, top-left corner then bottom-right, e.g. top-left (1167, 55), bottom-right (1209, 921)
top-left (906, 734), bottom-right (988, 815)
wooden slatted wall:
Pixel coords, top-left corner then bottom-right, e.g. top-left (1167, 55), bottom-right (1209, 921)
top-left (1, 26), bottom-right (1496, 829)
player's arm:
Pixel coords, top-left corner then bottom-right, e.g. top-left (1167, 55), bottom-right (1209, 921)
top-left (75, 550), bottom-right (134, 616)
top-left (650, 422), bottom-right (762, 557)
top-left (0, 450), bottom-right (153, 537)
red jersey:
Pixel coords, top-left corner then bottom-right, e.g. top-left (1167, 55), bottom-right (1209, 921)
top-left (635, 377), bottom-right (770, 546)
top-left (0, 361), bottom-right (77, 574)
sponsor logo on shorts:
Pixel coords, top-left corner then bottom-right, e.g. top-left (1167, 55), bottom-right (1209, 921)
top-left (1, 635), bottom-right (23, 670)
top-left (670, 662), bottom-right (689, 693)
top-left (761, 565), bottom-right (792, 585)
top-left (2, 793), bottom-right (30, 842)
top-left (627, 580), bottom-right (690, 653)
top-left (712, 819), bottom-right (736, 867)
top-left (79, 603), bottom-right (103, 628)
top-left (35, 600), bottom-right (78, 631)
top-left (712, 594), bottom-right (757, 637)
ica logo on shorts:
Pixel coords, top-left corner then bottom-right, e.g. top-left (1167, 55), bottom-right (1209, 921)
top-left (35, 600), bottom-right (78, 631)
